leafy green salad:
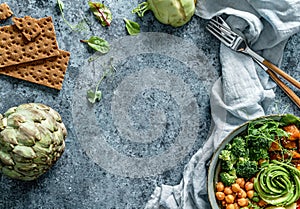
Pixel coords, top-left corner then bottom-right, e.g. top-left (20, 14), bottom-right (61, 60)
top-left (215, 114), bottom-right (300, 209)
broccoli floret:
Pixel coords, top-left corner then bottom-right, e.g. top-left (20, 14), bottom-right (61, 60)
top-left (249, 147), bottom-right (269, 161)
top-left (236, 157), bottom-right (258, 179)
top-left (231, 137), bottom-right (248, 158)
top-left (219, 150), bottom-right (237, 172)
top-left (219, 150), bottom-right (231, 161)
top-left (224, 143), bottom-right (232, 150)
top-left (219, 171), bottom-right (237, 186)
top-left (221, 160), bottom-right (235, 171)
top-left (227, 169), bottom-right (237, 176)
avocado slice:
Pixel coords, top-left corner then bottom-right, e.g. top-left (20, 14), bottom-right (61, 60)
top-left (254, 162), bottom-right (300, 206)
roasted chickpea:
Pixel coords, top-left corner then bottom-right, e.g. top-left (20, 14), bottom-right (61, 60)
top-left (237, 198), bottom-right (248, 207)
top-left (226, 204), bottom-right (235, 209)
top-left (216, 192), bottom-right (225, 201)
top-left (233, 203), bottom-right (240, 209)
top-left (225, 195), bottom-right (235, 204)
top-left (216, 182), bottom-right (225, 192)
top-left (236, 178), bottom-right (245, 188)
top-left (231, 183), bottom-right (241, 193)
top-left (237, 189), bottom-right (247, 198)
top-left (224, 187), bottom-right (233, 195)
top-left (246, 190), bottom-right (254, 199)
top-left (244, 182), bottom-right (254, 191)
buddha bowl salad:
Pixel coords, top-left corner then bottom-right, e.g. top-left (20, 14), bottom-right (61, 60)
top-left (215, 114), bottom-right (300, 209)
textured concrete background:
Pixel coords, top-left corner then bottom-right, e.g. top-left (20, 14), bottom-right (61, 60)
top-left (0, 0), bottom-right (299, 208)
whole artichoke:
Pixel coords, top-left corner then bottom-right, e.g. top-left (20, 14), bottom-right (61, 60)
top-left (0, 103), bottom-right (67, 181)
top-left (132, 0), bottom-right (196, 27)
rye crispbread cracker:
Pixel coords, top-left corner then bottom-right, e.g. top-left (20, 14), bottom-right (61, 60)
top-left (0, 3), bottom-right (13, 21)
top-left (0, 16), bottom-right (60, 69)
top-left (0, 50), bottom-right (70, 90)
top-left (12, 16), bottom-right (42, 42)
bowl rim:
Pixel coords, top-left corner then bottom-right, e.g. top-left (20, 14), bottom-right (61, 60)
top-left (207, 114), bottom-right (285, 209)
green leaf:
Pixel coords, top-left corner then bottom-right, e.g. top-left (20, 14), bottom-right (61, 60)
top-left (124, 18), bottom-right (140, 36)
top-left (57, 0), bottom-right (88, 32)
top-left (132, 2), bottom-right (150, 17)
top-left (57, 0), bottom-right (64, 12)
top-left (81, 36), bottom-right (110, 53)
top-left (88, 1), bottom-right (112, 27)
top-left (86, 58), bottom-right (115, 104)
top-left (87, 89), bottom-right (102, 104)
top-left (281, 114), bottom-right (300, 126)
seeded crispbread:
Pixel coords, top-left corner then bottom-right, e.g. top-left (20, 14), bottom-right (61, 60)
top-left (0, 3), bottom-right (13, 21)
top-left (0, 50), bottom-right (70, 90)
top-left (0, 16), bottom-right (60, 69)
top-left (12, 16), bottom-right (42, 42)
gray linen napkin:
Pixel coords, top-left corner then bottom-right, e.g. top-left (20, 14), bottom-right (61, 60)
top-left (145, 0), bottom-right (300, 208)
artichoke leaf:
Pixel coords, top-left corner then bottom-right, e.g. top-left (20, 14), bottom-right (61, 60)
top-left (48, 108), bottom-right (62, 122)
top-left (33, 155), bottom-right (51, 165)
top-left (35, 164), bottom-right (50, 173)
top-left (13, 145), bottom-right (36, 159)
top-left (24, 109), bottom-right (47, 122)
top-left (7, 114), bottom-right (26, 128)
top-left (59, 124), bottom-right (67, 137)
top-left (41, 118), bottom-right (58, 133)
top-left (37, 133), bottom-right (52, 148)
top-left (57, 141), bottom-right (65, 153)
top-left (0, 150), bottom-right (14, 165)
top-left (19, 121), bottom-right (41, 146)
top-left (32, 143), bottom-right (52, 155)
top-left (36, 123), bottom-right (52, 137)
top-left (14, 104), bottom-right (47, 122)
top-left (0, 115), bottom-right (6, 130)
top-left (14, 167), bottom-right (37, 177)
top-left (1, 127), bottom-right (18, 145)
top-left (14, 162), bottom-right (37, 172)
top-left (53, 131), bottom-right (64, 145)
top-left (2, 166), bottom-right (23, 179)
top-left (32, 143), bottom-right (52, 165)
top-left (3, 107), bottom-right (17, 117)
top-left (35, 103), bottom-right (50, 111)
top-left (13, 154), bottom-right (33, 163)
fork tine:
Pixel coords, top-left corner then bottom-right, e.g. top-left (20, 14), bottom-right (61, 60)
top-left (209, 19), bottom-right (236, 40)
top-left (206, 24), bottom-right (234, 47)
top-left (207, 22), bottom-right (235, 43)
top-left (214, 16), bottom-right (230, 29)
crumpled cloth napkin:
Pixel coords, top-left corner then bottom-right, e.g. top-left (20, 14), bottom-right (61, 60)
top-left (145, 0), bottom-right (300, 208)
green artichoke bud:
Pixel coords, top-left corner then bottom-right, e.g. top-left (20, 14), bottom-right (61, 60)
top-left (0, 103), bottom-right (67, 181)
top-left (132, 0), bottom-right (196, 27)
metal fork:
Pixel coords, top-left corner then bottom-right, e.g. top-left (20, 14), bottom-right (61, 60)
top-left (206, 16), bottom-right (300, 108)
